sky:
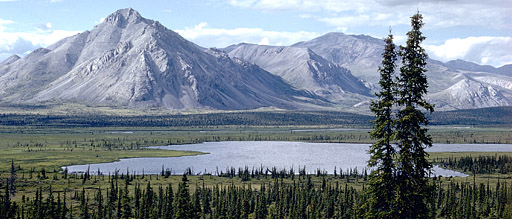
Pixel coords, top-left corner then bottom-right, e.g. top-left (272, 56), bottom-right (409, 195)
top-left (0, 0), bottom-right (511, 67)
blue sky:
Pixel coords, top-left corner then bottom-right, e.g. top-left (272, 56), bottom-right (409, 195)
top-left (0, 0), bottom-right (511, 67)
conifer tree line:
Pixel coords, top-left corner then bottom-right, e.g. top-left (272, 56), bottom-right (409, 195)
top-left (1, 172), bottom-right (512, 218)
top-left (436, 155), bottom-right (512, 174)
top-left (364, 11), bottom-right (436, 218)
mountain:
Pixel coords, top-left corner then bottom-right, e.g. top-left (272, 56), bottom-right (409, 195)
top-left (0, 8), bottom-right (322, 110)
top-left (225, 43), bottom-right (371, 106)
top-left (1, 9), bottom-right (510, 112)
top-left (292, 32), bottom-right (512, 110)
top-left (445, 59), bottom-right (512, 77)
top-left (292, 32), bottom-right (385, 84)
top-left (429, 76), bottom-right (512, 110)
top-left (444, 59), bottom-right (497, 73)
top-left (496, 64), bottom-right (512, 77)
top-left (0, 55), bottom-right (20, 67)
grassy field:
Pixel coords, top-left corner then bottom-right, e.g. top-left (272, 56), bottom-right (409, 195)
top-left (0, 121), bottom-right (510, 216)
top-left (430, 151), bottom-right (512, 183)
top-left (3, 156), bottom-right (510, 210)
top-left (0, 125), bottom-right (511, 173)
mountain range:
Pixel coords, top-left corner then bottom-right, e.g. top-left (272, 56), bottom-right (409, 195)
top-left (0, 8), bottom-right (510, 111)
top-left (0, 9), bottom-right (322, 110)
top-left (225, 43), bottom-right (371, 106)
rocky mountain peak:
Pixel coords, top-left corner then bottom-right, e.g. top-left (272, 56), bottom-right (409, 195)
top-left (104, 8), bottom-right (145, 27)
top-left (429, 76), bottom-right (512, 110)
top-left (0, 55), bottom-right (20, 66)
top-left (0, 8), bottom-right (320, 110)
top-left (226, 43), bottom-right (372, 104)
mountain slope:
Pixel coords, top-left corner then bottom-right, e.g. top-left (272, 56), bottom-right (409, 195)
top-left (429, 76), bottom-right (512, 110)
top-left (294, 32), bottom-right (512, 110)
top-left (497, 64), bottom-right (512, 77)
top-left (0, 8), bottom-right (321, 110)
top-left (445, 59), bottom-right (497, 73)
top-left (293, 32), bottom-right (385, 84)
top-left (226, 43), bottom-right (371, 105)
top-left (0, 55), bottom-right (20, 67)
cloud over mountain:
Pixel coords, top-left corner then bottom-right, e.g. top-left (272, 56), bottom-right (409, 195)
top-left (176, 22), bottom-right (320, 48)
top-left (426, 36), bottom-right (512, 67)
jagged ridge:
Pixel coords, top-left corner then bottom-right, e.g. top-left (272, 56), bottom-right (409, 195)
top-left (226, 43), bottom-right (371, 106)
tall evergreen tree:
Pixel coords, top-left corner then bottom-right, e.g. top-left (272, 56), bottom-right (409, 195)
top-left (364, 29), bottom-right (398, 219)
top-left (394, 11), bottom-right (434, 218)
top-left (163, 184), bottom-right (174, 218)
top-left (121, 182), bottom-right (132, 219)
top-left (174, 174), bottom-right (194, 219)
top-left (9, 159), bottom-right (16, 197)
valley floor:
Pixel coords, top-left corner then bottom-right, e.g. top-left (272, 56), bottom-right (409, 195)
top-left (0, 111), bottom-right (511, 218)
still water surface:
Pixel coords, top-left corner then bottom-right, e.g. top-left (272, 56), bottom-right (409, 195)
top-left (65, 142), bottom-right (512, 177)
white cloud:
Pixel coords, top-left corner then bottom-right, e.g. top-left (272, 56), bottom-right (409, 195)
top-left (393, 35), bottom-right (406, 45)
top-left (227, 0), bottom-right (511, 67)
top-left (319, 15), bottom-right (371, 27)
top-left (0, 20), bottom-right (80, 62)
top-left (35, 22), bottom-right (54, 32)
top-left (299, 14), bottom-right (313, 19)
top-left (0, 19), bottom-right (14, 32)
top-left (229, 0), bottom-right (257, 8)
top-left (425, 36), bottom-right (512, 67)
top-left (95, 17), bottom-right (105, 24)
top-left (229, 0), bottom-right (371, 12)
top-left (336, 26), bottom-right (348, 33)
top-left (228, 0), bottom-right (512, 30)
top-left (176, 22), bottom-right (321, 48)
top-left (258, 37), bottom-right (270, 45)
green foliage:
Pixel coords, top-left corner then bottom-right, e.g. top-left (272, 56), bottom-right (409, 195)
top-left (1, 107), bottom-right (512, 129)
top-left (364, 12), bottom-right (437, 218)
top-left (120, 181), bottom-right (132, 219)
top-left (174, 174), bottom-right (194, 219)
top-left (364, 30), bottom-right (398, 219)
top-left (0, 111), bottom-right (373, 128)
top-left (8, 159), bottom-right (16, 197)
top-left (394, 12), bottom-right (434, 219)
top-left (1, 173), bottom-right (511, 219)
top-left (436, 155), bottom-right (512, 174)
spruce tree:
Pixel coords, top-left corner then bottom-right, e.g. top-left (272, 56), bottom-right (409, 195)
top-left (174, 174), bottom-right (193, 219)
top-left (9, 159), bottom-right (16, 197)
top-left (364, 30), bottom-right (397, 219)
top-left (394, 11), bottom-right (434, 218)
top-left (121, 182), bottom-right (132, 219)
top-left (164, 184), bottom-right (174, 218)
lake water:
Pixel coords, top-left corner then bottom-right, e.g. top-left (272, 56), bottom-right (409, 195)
top-left (64, 141), bottom-right (512, 177)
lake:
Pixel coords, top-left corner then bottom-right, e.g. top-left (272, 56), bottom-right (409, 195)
top-left (64, 141), bottom-right (512, 177)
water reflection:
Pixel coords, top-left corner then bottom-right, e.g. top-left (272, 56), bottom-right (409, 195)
top-left (65, 141), bottom-right (512, 177)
